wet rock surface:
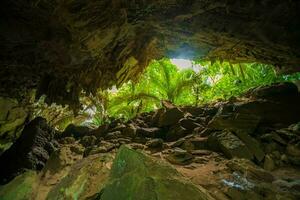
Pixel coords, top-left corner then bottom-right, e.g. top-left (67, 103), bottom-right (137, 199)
top-left (0, 83), bottom-right (300, 199)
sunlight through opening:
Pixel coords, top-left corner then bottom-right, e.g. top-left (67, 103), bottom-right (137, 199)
top-left (171, 58), bottom-right (201, 73)
top-left (171, 59), bottom-right (192, 70)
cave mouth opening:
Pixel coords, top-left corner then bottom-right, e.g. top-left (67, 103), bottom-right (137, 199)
top-left (29, 57), bottom-right (300, 131)
top-left (170, 58), bottom-right (202, 73)
top-left (89, 58), bottom-right (300, 118)
top-left (1, 1), bottom-right (300, 196)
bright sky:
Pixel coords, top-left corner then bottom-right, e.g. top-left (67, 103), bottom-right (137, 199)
top-left (171, 59), bottom-right (192, 69)
top-left (171, 58), bottom-right (201, 73)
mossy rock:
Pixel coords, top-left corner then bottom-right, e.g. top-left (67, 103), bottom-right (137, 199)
top-left (46, 153), bottom-right (114, 200)
top-left (94, 145), bottom-right (214, 200)
top-left (0, 170), bottom-right (38, 200)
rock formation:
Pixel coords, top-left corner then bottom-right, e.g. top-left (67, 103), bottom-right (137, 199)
top-left (1, 1), bottom-right (299, 108)
top-left (0, 82), bottom-right (299, 200)
top-left (1, 1), bottom-right (300, 198)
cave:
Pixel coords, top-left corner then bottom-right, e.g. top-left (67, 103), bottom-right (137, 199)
top-left (0, 1), bottom-right (300, 200)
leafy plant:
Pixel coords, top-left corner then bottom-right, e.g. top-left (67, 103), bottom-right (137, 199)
top-left (32, 95), bottom-right (89, 131)
top-left (33, 58), bottom-right (300, 127)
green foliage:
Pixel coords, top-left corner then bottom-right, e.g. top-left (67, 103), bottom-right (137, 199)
top-left (102, 59), bottom-right (300, 120)
top-left (194, 61), bottom-right (278, 103)
top-left (80, 90), bottom-right (110, 128)
top-left (194, 61), bottom-right (300, 103)
top-left (32, 96), bottom-right (89, 131)
top-left (33, 58), bottom-right (300, 127)
top-left (144, 59), bottom-right (198, 105)
top-left (106, 59), bottom-right (198, 119)
top-left (107, 81), bottom-right (159, 119)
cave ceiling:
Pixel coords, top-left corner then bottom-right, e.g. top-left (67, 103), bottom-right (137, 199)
top-left (0, 0), bottom-right (299, 109)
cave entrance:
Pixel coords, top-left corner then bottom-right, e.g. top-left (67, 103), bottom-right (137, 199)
top-left (23, 58), bottom-right (300, 132)
top-left (75, 58), bottom-right (300, 126)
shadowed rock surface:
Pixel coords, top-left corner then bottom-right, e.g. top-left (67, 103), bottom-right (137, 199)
top-left (0, 1), bottom-right (299, 108)
top-left (0, 117), bottom-right (57, 185)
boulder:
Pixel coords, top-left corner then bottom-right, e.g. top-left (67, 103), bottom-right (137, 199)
top-left (146, 138), bottom-right (164, 149)
top-left (208, 130), bottom-right (253, 160)
top-left (158, 107), bottom-right (184, 127)
top-left (179, 118), bottom-right (202, 130)
top-left (136, 112), bottom-right (155, 127)
top-left (80, 135), bottom-right (97, 147)
top-left (132, 136), bottom-right (148, 144)
top-left (202, 107), bottom-right (218, 121)
top-left (116, 138), bottom-right (131, 145)
top-left (235, 131), bottom-right (265, 162)
top-left (245, 82), bottom-right (299, 100)
top-left (89, 124), bottom-right (109, 139)
top-left (136, 127), bottom-right (162, 138)
top-left (150, 108), bottom-right (165, 126)
top-left (260, 132), bottom-right (287, 145)
top-left (109, 124), bottom-right (126, 132)
top-left (59, 137), bottom-right (76, 144)
top-left (199, 128), bottom-right (216, 137)
top-left (170, 138), bottom-right (186, 148)
top-left (181, 106), bottom-right (204, 116)
top-left (190, 150), bottom-right (212, 156)
top-left (227, 159), bottom-right (274, 183)
top-left (208, 112), bottom-right (261, 134)
top-left (29, 144), bottom-right (84, 200)
top-left (165, 124), bottom-right (189, 142)
top-left (128, 143), bottom-right (145, 150)
top-left (70, 144), bottom-right (85, 155)
top-left (122, 124), bottom-right (137, 138)
top-left (85, 141), bottom-right (116, 156)
top-left (182, 137), bottom-right (209, 151)
top-left (133, 118), bottom-right (148, 128)
top-left (233, 99), bottom-right (300, 127)
top-left (165, 148), bottom-right (194, 165)
top-left (263, 142), bottom-right (283, 154)
top-left (93, 146), bottom-right (214, 200)
top-left (275, 129), bottom-right (298, 142)
top-left (193, 125), bottom-right (206, 134)
top-left (0, 117), bottom-right (57, 185)
top-left (215, 83), bottom-right (300, 127)
top-left (104, 131), bottom-right (122, 140)
top-left (46, 153), bottom-right (114, 200)
top-left (60, 124), bottom-right (91, 139)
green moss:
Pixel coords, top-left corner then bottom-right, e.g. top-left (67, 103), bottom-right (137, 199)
top-left (0, 171), bottom-right (37, 200)
top-left (46, 154), bottom-right (113, 200)
top-left (97, 145), bottom-right (214, 200)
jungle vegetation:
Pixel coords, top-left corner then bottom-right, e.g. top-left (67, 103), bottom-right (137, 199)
top-left (33, 58), bottom-right (300, 129)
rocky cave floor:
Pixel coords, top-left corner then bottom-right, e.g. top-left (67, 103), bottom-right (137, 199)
top-left (0, 82), bottom-right (300, 200)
